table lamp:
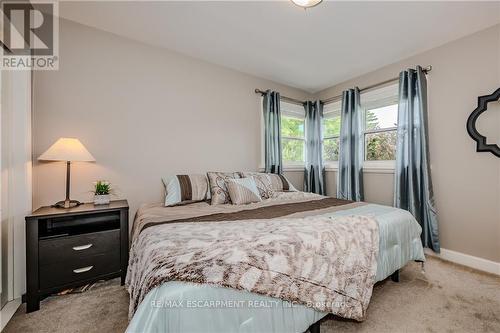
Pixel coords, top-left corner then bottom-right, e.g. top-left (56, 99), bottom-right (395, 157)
top-left (38, 138), bottom-right (95, 208)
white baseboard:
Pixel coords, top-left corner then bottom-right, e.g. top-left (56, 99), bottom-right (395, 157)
top-left (0, 298), bottom-right (21, 331)
top-left (425, 248), bottom-right (500, 276)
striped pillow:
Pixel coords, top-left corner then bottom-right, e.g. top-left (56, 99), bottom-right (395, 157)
top-left (163, 174), bottom-right (210, 207)
top-left (243, 172), bottom-right (297, 193)
top-left (226, 178), bottom-right (262, 205)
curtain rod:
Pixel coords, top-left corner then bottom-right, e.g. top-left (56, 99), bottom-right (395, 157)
top-left (321, 65), bottom-right (432, 104)
top-left (254, 89), bottom-right (305, 105)
top-left (255, 65), bottom-right (432, 106)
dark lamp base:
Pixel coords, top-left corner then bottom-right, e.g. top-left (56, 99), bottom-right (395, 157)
top-left (52, 199), bottom-right (83, 209)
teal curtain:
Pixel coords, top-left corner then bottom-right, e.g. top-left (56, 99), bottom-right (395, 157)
top-left (304, 101), bottom-right (325, 195)
top-left (337, 88), bottom-right (364, 201)
top-left (263, 91), bottom-right (282, 174)
top-left (394, 66), bottom-right (440, 252)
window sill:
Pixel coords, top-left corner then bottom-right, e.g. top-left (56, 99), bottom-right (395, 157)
top-left (325, 161), bottom-right (395, 174)
top-left (283, 166), bottom-right (305, 172)
top-left (324, 168), bottom-right (394, 174)
top-left (363, 160), bottom-right (395, 172)
top-left (260, 163), bottom-right (395, 174)
top-left (363, 167), bottom-right (394, 174)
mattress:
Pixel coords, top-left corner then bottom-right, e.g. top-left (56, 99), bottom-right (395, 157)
top-left (126, 194), bottom-right (425, 333)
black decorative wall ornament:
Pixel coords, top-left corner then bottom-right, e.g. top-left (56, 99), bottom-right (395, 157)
top-left (466, 88), bottom-right (500, 158)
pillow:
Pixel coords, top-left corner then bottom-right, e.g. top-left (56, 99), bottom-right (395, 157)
top-left (226, 178), bottom-right (262, 205)
top-left (242, 172), bottom-right (297, 193)
top-left (241, 172), bottom-right (274, 199)
top-left (207, 172), bottom-right (243, 205)
top-left (162, 174), bottom-right (210, 206)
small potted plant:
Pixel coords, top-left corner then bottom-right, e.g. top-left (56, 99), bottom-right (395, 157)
top-left (93, 180), bottom-right (112, 205)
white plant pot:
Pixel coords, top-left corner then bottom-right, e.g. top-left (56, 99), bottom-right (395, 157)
top-left (94, 194), bottom-right (110, 205)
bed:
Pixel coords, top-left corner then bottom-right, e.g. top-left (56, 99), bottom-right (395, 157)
top-left (125, 191), bottom-right (425, 333)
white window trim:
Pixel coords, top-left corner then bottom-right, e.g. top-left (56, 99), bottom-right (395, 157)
top-left (282, 136), bottom-right (306, 167)
top-left (282, 165), bottom-right (305, 172)
top-left (324, 162), bottom-right (395, 173)
top-left (322, 135), bottom-right (340, 166)
top-left (259, 93), bottom-right (398, 174)
top-left (362, 126), bottom-right (398, 166)
top-left (281, 101), bottom-right (306, 168)
top-left (282, 136), bottom-right (305, 141)
top-left (362, 116), bottom-right (397, 169)
top-left (259, 99), bottom-right (307, 171)
top-left (361, 83), bottom-right (399, 169)
top-left (322, 100), bottom-right (342, 166)
top-left (363, 160), bottom-right (396, 173)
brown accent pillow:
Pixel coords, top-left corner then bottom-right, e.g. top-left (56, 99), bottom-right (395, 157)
top-left (269, 173), bottom-right (297, 192)
top-left (207, 172), bottom-right (243, 205)
top-left (162, 174), bottom-right (210, 207)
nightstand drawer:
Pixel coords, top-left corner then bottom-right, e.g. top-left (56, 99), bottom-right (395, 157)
top-left (39, 251), bottom-right (120, 290)
top-left (39, 229), bottom-right (120, 265)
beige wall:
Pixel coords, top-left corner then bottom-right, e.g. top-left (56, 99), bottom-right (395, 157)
top-left (316, 24), bottom-right (500, 262)
top-left (33, 19), bottom-right (499, 262)
top-left (33, 19), bottom-right (312, 219)
top-left (284, 170), bottom-right (394, 207)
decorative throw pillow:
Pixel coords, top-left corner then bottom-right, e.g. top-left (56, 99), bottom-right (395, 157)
top-left (207, 172), bottom-right (243, 205)
top-left (269, 173), bottom-right (298, 192)
top-left (162, 174), bottom-right (210, 207)
top-left (226, 178), bottom-right (262, 205)
top-left (243, 172), bottom-right (297, 193)
top-left (241, 172), bottom-right (275, 199)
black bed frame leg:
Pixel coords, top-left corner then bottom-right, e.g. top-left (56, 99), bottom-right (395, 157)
top-left (308, 321), bottom-right (320, 333)
top-left (391, 269), bottom-right (400, 282)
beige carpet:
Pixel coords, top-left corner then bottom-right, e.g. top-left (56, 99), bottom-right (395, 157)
top-left (4, 256), bottom-right (500, 333)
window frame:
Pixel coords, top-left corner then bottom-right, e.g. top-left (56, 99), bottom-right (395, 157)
top-left (259, 88), bottom-right (399, 173)
top-left (362, 124), bottom-right (398, 169)
top-left (361, 84), bottom-right (399, 170)
top-left (322, 100), bottom-right (342, 169)
top-left (280, 101), bottom-right (306, 168)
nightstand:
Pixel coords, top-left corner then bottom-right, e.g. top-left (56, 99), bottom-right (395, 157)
top-left (25, 200), bottom-right (129, 313)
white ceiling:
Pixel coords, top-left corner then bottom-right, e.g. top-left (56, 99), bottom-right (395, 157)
top-left (59, 1), bottom-right (500, 93)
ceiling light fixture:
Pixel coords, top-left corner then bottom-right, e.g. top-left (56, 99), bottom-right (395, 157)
top-left (290, 0), bottom-right (323, 9)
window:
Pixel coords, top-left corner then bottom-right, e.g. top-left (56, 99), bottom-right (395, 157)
top-left (364, 104), bottom-right (398, 161)
top-left (280, 101), bottom-right (305, 165)
top-left (322, 101), bottom-right (341, 163)
top-left (361, 84), bottom-right (399, 162)
top-left (268, 86), bottom-right (398, 170)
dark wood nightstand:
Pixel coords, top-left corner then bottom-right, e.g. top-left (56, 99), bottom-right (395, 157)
top-left (25, 200), bottom-right (129, 313)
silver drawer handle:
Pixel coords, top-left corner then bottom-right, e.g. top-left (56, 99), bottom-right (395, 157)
top-left (73, 266), bottom-right (93, 274)
top-left (72, 244), bottom-right (93, 251)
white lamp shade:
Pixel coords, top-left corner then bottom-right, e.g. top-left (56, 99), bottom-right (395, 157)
top-left (38, 138), bottom-right (95, 162)
top-left (291, 0), bottom-right (322, 8)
